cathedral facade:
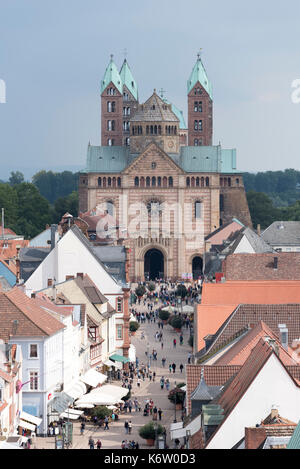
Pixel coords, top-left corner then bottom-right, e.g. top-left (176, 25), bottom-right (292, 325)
top-left (79, 55), bottom-right (252, 282)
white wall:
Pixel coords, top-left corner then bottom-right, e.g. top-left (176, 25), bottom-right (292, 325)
top-left (207, 354), bottom-right (300, 449)
top-left (233, 235), bottom-right (255, 254)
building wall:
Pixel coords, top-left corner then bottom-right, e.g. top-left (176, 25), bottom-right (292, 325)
top-left (188, 84), bottom-right (212, 146)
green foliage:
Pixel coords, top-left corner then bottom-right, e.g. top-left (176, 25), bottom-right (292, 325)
top-left (138, 422), bottom-right (164, 440)
top-left (176, 284), bottom-right (188, 299)
top-left (52, 191), bottom-right (79, 222)
top-left (168, 387), bottom-right (186, 405)
top-left (32, 170), bottom-right (78, 204)
top-left (9, 171), bottom-right (24, 186)
top-left (168, 315), bottom-right (184, 329)
top-left (147, 281), bottom-right (156, 292)
top-left (135, 285), bottom-right (146, 298)
top-left (246, 191), bottom-right (281, 229)
top-left (0, 184), bottom-right (18, 228)
top-left (122, 391), bottom-right (131, 402)
top-left (158, 309), bottom-right (170, 321)
top-left (89, 406), bottom-right (112, 420)
top-left (129, 321), bottom-right (140, 332)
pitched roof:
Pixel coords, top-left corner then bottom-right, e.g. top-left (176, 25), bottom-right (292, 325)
top-left (214, 321), bottom-right (298, 366)
top-left (262, 221), bottom-right (300, 246)
top-left (198, 303), bottom-right (300, 357)
top-left (0, 239), bottom-right (29, 260)
top-left (187, 56), bottom-right (213, 98)
top-left (74, 275), bottom-right (108, 305)
top-left (201, 280), bottom-right (300, 306)
top-left (207, 338), bottom-right (300, 446)
top-left (197, 304), bottom-right (237, 351)
top-left (229, 227), bottom-right (274, 254)
top-left (162, 97), bottom-right (186, 129)
top-left (186, 364), bottom-right (241, 415)
top-left (119, 59), bottom-right (138, 100)
top-left (0, 256), bottom-right (16, 275)
top-left (0, 287), bottom-right (65, 341)
top-left (287, 420), bottom-right (300, 449)
top-left (130, 91), bottom-right (179, 123)
top-left (223, 252), bottom-right (300, 281)
top-left (205, 219), bottom-right (244, 245)
top-left (100, 57), bottom-right (122, 95)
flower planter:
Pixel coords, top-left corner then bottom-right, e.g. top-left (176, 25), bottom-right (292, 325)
top-left (146, 439), bottom-right (155, 447)
top-left (131, 331), bottom-right (136, 336)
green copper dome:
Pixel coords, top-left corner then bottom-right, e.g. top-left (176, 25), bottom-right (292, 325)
top-left (187, 57), bottom-right (213, 99)
top-left (163, 97), bottom-right (186, 129)
top-left (120, 59), bottom-right (138, 101)
top-left (101, 56), bottom-right (123, 95)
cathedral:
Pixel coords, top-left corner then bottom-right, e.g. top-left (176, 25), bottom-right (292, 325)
top-left (79, 54), bottom-right (252, 282)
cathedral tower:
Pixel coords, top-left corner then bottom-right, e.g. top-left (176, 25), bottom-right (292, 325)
top-left (187, 54), bottom-right (213, 146)
top-left (120, 59), bottom-right (139, 146)
top-left (101, 55), bottom-right (123, 146)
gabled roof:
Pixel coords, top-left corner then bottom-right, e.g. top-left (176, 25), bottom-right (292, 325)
top-left (214, 321), bottom-right (298, 366)
top-left (130, 91), bottom-right (179, 123)
top-left (162, 97), bottom-right (186, 129)
top-left (187, 56), bottom-right (213, 98)
top-left (223, 252), bottom-right (300, 281)
top-left (100, 56), bottom-right (122, 95)
top-left (228, 227), bottom-right (274, 254)
top-left (198, 302), bottom-right (300, 358)
top-left (0, 287), bottom-right (65, 341)
top-left (120, 59), bottom-right (138, 101)
top-left (262, 221), bottom-right (300, 246)
top-left (190, 368), bottom-right (222, 401)
top-left (287, 420), bottom-right (300, 449)
top-left (205, 219), bottom-right (244, 244)
top-left (207, 338), bottom-right (300, 446)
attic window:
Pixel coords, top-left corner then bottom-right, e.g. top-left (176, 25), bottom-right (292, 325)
top-left (152, 105), bottom-right (155, 110)
top-left (99, 157), bottom-right (103, 159)
top-left (112, 156), bottom-right (115, 159)
top-left (132, 81), bottom-right (134, 88)
top-left (193, 156), bottom-right (197, 160)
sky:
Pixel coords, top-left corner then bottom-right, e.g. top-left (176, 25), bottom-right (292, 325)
top-left (1, 0), bottom-right (300, 180)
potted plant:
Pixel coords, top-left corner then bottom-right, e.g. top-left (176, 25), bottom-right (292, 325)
top-left (138, 422), bottom-right (164, 447)
top-left (158, 309), bottom-right (170, 324)
top-left (89, 405), bottom-right (112, 420)
top-left (130, 321), bottom-right (140, 335)
top-left (176, 284), bottom-right (188, 299)
top-left (147, 281), bottom-right (156, 293)
top-left (168, 315), bottom-right (184, 332)
top-left (168, 386), bottom-right (186, 410)
top-left (135, 285), bottom-right (146, 299)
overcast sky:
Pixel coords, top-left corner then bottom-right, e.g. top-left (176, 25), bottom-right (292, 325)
top-left (1, 0), bottom-right (300, 179)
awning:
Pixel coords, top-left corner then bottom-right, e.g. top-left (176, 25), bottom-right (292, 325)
top-left (75, 384), bottom-right (128, 406)
top-left (19, 411), bottom-right (42, 427)
top-left (104, 359), bottom-right (116, 368)
top-left (80, 369), bottom-right (107, 387)
top-left (51, 392), bottom-right (74, 414)
top-left (65, 409), bottom-right (83, 416)
top-left (109, 353), bottom-right (130, 364)
top-left (60, 412), bottom-right (81, 420)
top-left (65, 381), bottom-right (87, 400)
top-left (18, 420), bottom-right (36, 432)
top-left (100, 384), bottom-right (128, 400)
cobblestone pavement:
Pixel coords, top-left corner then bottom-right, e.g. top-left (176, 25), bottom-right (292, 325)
top-left (35, 290), bottom-right (193, 450)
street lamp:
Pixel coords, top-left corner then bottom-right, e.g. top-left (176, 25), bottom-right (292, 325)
top-left (186, 429), bottom-right (191, 449)
top-left (173, 381), bottom-right (177, 423)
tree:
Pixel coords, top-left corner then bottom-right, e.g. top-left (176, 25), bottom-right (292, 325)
top-left (176, 284), bottom-right (188, 299)
top-left (0, 183), bottom-right (18, 229)
top-left (135, 285), bottom-right (146, 298)
top-left (32, 170), bottom-right (79, 204)
top-left (246, 191), bottom-right (280, 229)
top-left (52, 191), bottom-right (79, 222)
top-left (9, 171), bottom-right (24, 186)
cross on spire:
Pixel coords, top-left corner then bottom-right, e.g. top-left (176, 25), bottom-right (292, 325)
top-left (197, 48), bottom-right (203, 60)
top-left (110, 53), bottom-right (114, 61)
top-left (123, 48), bottom-right (128, 60)
top-left (159, 88), bottom-right (166, 98)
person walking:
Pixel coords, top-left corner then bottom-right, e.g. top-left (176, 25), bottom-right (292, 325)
top-left (165, 379), bottom-right (170, 391)
top-left (88, 437), bottom-right (95, 450)
top-left (160, 376), bottom-right (165, 390)
top-left (158, 408), bottom-right (163, 421)
top-left (180, 334), bottom-right (183, 345)
top-left (80, 422), bottom-right (85, 435)
top-left (162, 357), bottom-right (166, 367)
top-left (169, 364), bottom-right (172, 373)
top-left (104, 416), bottom-right (109, 431)
top-left (172, 363), bottom-right (176, 373)
top-left (180, 363), bottom-right (184, 373)
top-left (188, 352), bottom-right (192, 364)
top-left (124, 420), bottom-right (129, 434)
top-left (173, 338), bottom-right (177, 348)
top-left (96, 439), bottom-right (102, 450)
top-left (128, 421), bottom-right (132, 434)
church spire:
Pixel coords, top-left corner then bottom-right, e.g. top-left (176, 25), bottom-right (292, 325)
top-left (120, 58), bottom-right (138, 101)
top-left (101, 55), bottom-right (123, 95)
top-left (187, 52), bottom-right (213, 99)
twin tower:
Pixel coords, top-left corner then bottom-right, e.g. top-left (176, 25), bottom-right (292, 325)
top-left (100, 55), bottom-right (213, 151)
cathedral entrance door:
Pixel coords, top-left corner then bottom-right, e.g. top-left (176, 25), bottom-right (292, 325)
top-left (192, 256), bottom-right (203, 280)
top-left (144, 249), bottom-right (164, 281)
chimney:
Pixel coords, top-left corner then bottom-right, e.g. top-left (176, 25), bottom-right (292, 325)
top-left (16, 246), bottom-right (21, 284)
top-left (31, 293), bottom-right (36, 299)
top-left (257, 224), bottom-right (261, 236)
top-left (50, 224), bottom-right (57, 251)
top-left (66, 275), bottom-right (74, 281)
top-left (77, 273), bottom-right (84, 279)
top-left (266, 338), bottom-right (280, 356)
top-left (47, 278), bottom-right (53, 287)
top-left (278, 324), bottom-right (288, 350)
top-left (273, 257), bottom-right (278, 270)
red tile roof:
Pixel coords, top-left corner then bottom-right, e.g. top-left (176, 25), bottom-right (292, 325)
top-left (0, 287), bottom-right (65, 341)
top-left (206, 220), bottom-right (243, 245)
top-left (0, 239), bottom-right (29, 259)
top-left (0, 255), bottom-right (17, 275)
top-left (214, 321), bottom-right (298, 366)
top-left (223, 253), bottom-right (300, 281)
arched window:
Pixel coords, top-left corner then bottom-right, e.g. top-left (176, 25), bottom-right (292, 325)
top-left (194, 120), bottom-right (198, 131)
top-left (228, 178), bottom-right (231, 187)
top-left (196, 177), bottom-right (200, 187)
top-left (152, 176), bottom-right (156, 187)
top-left (135, 176), bottom-right (139, 187)
top-left (186, 177), bottom-right (190, 187)
top-left (195, 200), bottom-right (202, 219)
top-left (108, 177), bottom-right (112, 187)
top-left (169, 177), bottom-right (173, 187)
top-left (157, 177), bottom-right (161, 187)
top-left (198, 101), bottom-right (202, 112)
top-left (194, 139), bottom-right (198, 146)
top-left (194, 101), bottom-right (198, 112)
top-left (117, 177), bottom-right (121, 188)
top-left (146, 125), bottom-right (149, 135)
top-left (127, 107), bottom-right (130, 115)
top-left (236, 178), bottom-right (239, 186)
top-left (199, 120), bottom-right (203, 131)
top-left (103, 177), bottom-right (107, 188)
top-left (158, 125), bottom-right (161, 135)
top-left (146, 176), bottom-right (151, 187)
top-left (107, 139), bottom-right (113, 146)
top-left (205, 177), bottom-right (210, 187)
top-left (98, 177), bottom-right (101, 187)
top-left (201, 177), bottom-right (204, 187)
top-left (154, 125), bottom-right (157, 135)
top-left (125, 137), bottom-right (130, 146)
top-left (111, 102), bottom-right (116, 112)
top-left (191, 177), bottom-right (195, 188)
top-left (112, 177), bottom-right (116, 188)
top-left (107, 101), bottom-right (112, 112)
